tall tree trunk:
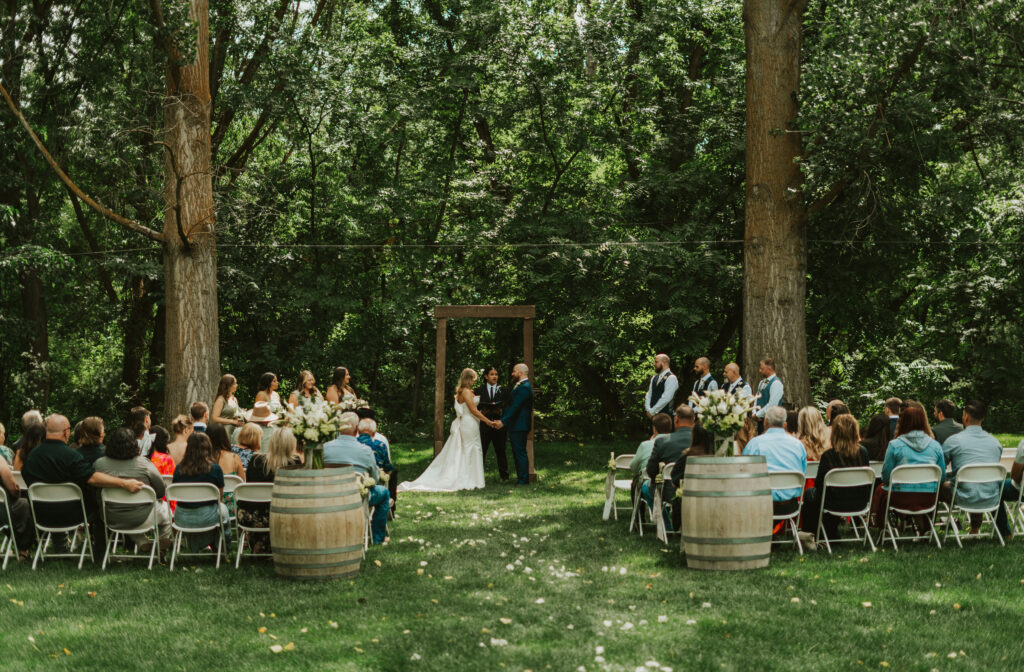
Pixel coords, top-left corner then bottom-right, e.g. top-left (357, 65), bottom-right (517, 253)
top-left (161, 0), bottom-right (220, 416)
top-left (742, 0), bottom-right (810, 406)
top-left (147, 302), bottom-right (167, 422)
top-left (121, 276), bottom-right (153, 409)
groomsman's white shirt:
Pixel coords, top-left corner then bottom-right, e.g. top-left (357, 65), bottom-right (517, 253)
top-left (689, 374), bottom-right (719, 406)
top-left (754, 375), bottom-right (784, 418)
top-left (724, 379), bottom-right (752, 398)
top-left (644, 370), bottom-right (679, 415)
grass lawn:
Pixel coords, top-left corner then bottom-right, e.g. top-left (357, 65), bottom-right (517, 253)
top-left (2, 439), bottom-right (1024, 671)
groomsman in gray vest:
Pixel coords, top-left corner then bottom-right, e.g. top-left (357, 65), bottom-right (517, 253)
top-left (689, 357), bottom-right (718, 406)
top-left (644, 354), bottom-right (679, 420)
top-left (722, 362), bottom-right (752, 397)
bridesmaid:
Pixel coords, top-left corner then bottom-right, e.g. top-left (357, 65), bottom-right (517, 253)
top-left (288, 370), bottom-right (322, 410)
top-left (211, 374), bottom-right (245, 429)
top-left (254, 372), bottom-right (282, 410)
top-left (325, 367), bottom-right (357, 404)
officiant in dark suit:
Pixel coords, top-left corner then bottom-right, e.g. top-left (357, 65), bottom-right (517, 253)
top-left (476, 366), bottom-right (510, 481)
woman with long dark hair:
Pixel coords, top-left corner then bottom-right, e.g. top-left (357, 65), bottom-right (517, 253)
top-left (325, 367), bottom-right (357, 404)
top-left (12, 424), bottom-right (46, 471)
top-left (211, 374), bottom-right (244, 429)
top-left (254, 372), bottom-right (282, 410)
top-left (859, 413), bottom-right (892, 462)
top-left (172, 433), bottom-right (231, 552)
top-left (802, 415), bottom-right (871, 537)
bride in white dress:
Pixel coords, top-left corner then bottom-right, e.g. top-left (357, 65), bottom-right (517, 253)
top-left (398, 368), bottom-right (489, 493)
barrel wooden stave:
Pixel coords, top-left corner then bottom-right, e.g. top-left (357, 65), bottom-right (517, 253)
top-left (270, 467), bottom-right (364, 581)
top-left (680, 456), bottom-right (773, 571)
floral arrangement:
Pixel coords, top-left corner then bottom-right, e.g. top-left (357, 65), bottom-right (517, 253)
top-left (688, 388), bottom-right (754, 436)
top-left (275, 398), bottom-right (350, 445)
top-left (337, 396), bottom-right (370, 413)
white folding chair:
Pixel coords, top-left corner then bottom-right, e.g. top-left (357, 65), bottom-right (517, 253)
top-left (603, 453), bottom-right (635, 521)
top-left (233, 483), bottom-right (272, 568)
top-left (166, 483), bottom-right (225, 570)
top-left (804, 462), bottom-right (818, 482)
top-left (869, 461), bottom-right (884, 479)
top-left (1, 488), bottom-right (19, 570)
top-left (161, 474), bottom-right (174, 488)
top-left (27, 482), bottom-right (93, 569)
top-left (628, 477), bottom-right (651, 536)
top-left (223, 474), bottom-right (244, 529)
top-left (877, 464), bottom-right (942, 551)
top-left (12, 471), bottom-right (28, 491)
top-left (769, 471), bottom-right (805, 555)
top-left (653, 462), bottom-right (677, 545)
top-left (1007, 478), bottom-right (1024, 535)
top-left (815, 467), bottom-right (877, 554)
top-left (942, 463), bottom-right (1007, 548)
top-left (100, 485), bottom-right (161, 570)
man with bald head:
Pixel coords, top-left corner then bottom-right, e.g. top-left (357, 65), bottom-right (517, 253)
top-left (722, 363), bottom-right (752, 398)
top-left (22, 414), bottom-right (144, 561)
top-left (690, 357), bottom-right (718, 406)
top-left (644, 354), bottom-right (678, 420)
top-left (494, 363), bottom-right (534, 485)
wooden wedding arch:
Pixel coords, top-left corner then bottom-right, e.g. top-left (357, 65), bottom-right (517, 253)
top-left (433, 305), bottom-right (536, 483)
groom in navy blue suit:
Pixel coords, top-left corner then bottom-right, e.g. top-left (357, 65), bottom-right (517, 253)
top-left (494, 363), bottom-right (534, 485)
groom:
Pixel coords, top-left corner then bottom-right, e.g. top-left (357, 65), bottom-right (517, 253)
top-left (494, 363), bottom-right (534, 485)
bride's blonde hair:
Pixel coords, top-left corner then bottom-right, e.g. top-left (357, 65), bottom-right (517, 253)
top-left (456, 368), bottom-right (477, 397)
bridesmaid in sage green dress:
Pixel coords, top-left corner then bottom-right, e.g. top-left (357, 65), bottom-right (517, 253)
top-left (212, 374), bottom-right (245, 429)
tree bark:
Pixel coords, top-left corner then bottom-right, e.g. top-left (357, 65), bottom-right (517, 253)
top-left (742, 0), bottom-right (810, 406)
top-left (160, 0), bottom-right (220, 416)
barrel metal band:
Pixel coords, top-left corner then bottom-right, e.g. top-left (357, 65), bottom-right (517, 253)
top-left (685, 553), bottom-right (771, 562)
top-left (273, 544), bottom-right (364, 556)
top-left (278, 571), bottom-right (360, 581)
top-left (683, 473), bottom-right (767, 480)
top-left (275, 479), bottom-right (355, 487)
top-left (688, 456), bottom-right (766, 464)
top-left (271, 490), bottom-right (359, 500)
top-left (682, 535), bottom-right (773, 545)
top-left (681, 489), bottom-right (772, 497)
top-left (283, 467), bottom-right (355, 477)
top-left (270, 502), bottom-right (363, 514)
top-left (273, 558), bottom-right (362, 569)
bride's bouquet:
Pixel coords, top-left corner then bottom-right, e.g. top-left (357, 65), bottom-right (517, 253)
top-left (689, 388), bottom-right (754, 436)
top-left (337, 395), bottom-right (370, 413)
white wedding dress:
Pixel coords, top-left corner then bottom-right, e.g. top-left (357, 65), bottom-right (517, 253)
top-left (398, 396), bottom-right (485, 493)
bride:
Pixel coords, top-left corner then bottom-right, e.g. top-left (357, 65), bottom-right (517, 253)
top-left (398, 368), bottom-right (490, 492)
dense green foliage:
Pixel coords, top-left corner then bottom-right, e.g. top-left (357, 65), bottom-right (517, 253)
top-left (1, 1), bottom-right (1022, 436)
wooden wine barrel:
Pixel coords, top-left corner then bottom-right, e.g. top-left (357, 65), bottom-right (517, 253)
top-left (270, 467), bottom-right (364, 581)
top-left (680, 456), bottom-right (773, 571)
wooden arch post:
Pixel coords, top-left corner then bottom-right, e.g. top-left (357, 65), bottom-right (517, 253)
top-left (434, 305), bottom-right (536, 482)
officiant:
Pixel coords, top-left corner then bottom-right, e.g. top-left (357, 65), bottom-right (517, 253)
top-left (476, 366), bottom-right (510, 482)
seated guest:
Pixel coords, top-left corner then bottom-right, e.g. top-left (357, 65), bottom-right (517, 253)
top-left (801, 415), bottom-right (870, 538)
top-left (668, 423), bottom-right (714, 531)
top-left (129, 406), bottom-right (153, 457)
top-left (629, 413), bottom-right (673, 480)
top-left (240, 428), bottom-right (302, 554)
top-left (796, 407), bottom-right (828, 462)
top-left (12, 423), bottom-right (45, 471)
top-left (171, 432), bottom-right (230, 552)
top-left (233, 423), bottom-right (264, 470)
top-left (148, 426), bottom-right (175, 476)
top-left (885, 398), bottom-right (902, 436)
top-left (825, 400), bottom-right (846, 424)
top-left (931, 399), bottom-right (963, 445)
top-left (999, 439), bottom-right (1024, 539)
top-left (238, 402), bottom-right (278, 450)
top-left (641, 405), bottom-right (696, 528)
top-left (785, 411), bottom-right (799, 436)
top-left (22, 415), bottom-right (144, 560)
top-left (94, 427), bottom-right (172, 550)
top-left (75, 417), bottom-right (106, 466)
top-left (206, 424), bottom-right (245, 481)
top-left (211, 374), bottom-right (245, 429)
top-left (743, 406), bottom-right (807, 517)
top-left (901, 399), bottom-right (935, 438)
top-left (0, 421), bottom-right (12, 465)
top-left (358, 418), bottom-right (397, 511)
top-left (167, 415), bottom-right (193, 465)
top-left (10, 410), bottom-right (43, 464)
top-left (190, 402), bottom-right (210, 433)
top-left (870, 405), bottom-right (945, 528)
top-left (940, 400), bottom-right (1003, 536)
top-left (324, 412), bottom-right (389, 544)
top-left (859, 413), bottom-right (892, 462)
top-left (0, 447), bottom-right (33, 559)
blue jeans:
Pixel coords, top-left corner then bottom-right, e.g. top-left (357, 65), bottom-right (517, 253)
top-left (996, 479), bottom-right (1020, 537)
top-left (368, 486), bottom-right (390, 544)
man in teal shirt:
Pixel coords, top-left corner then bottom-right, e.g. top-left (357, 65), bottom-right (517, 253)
top-left (941, 400), bottom-right (1003, 535)
top-left (629, 414), bottom-right (673, 479)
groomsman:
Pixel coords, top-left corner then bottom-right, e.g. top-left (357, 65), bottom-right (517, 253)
top-left (722, 362), bottom-right (752, 397)
top-left (754, 358), bottom-right (784, 428)
top-left (476, 366), bottom-right (510, 482)
top-left (689, 357), bottom-right (718, 406)
top-left (644, 354), bottom-right (679, 419)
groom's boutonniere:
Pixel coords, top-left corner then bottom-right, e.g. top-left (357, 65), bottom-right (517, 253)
top-left (514, 378), bottom-right (527, 388)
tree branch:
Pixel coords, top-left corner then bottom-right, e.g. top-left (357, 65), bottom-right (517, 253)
top-left (0, 78), bottom-right (165, 242)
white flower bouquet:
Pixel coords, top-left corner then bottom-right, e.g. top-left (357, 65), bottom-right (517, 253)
top-left (275, 399), bottom-right (353, 468)
top-left (337, 396), bottom-right (370, 413)
top-left (688, 388), bottom-right (754, 436)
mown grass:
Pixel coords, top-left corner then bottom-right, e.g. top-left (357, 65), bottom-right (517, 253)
top-left (2, 439), bottom-right (1023, 671)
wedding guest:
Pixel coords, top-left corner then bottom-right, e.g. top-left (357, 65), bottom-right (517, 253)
top-left (171, 432), bottom-right (231, 552)
top-left (722, 362), bottom-right (752, 397)
top-left (931, 399), bottom-right (963, 445)
top-left (743, 406), bottom-right (807, 517)
top-left (753, 358), bottom-right (784, 427)
top-left (190, 402), bottom-right (210, 433)
top-left (668, 423), bottom-right (714, 530)
top-left (148, 426), bottom-right (175, 476)
top-left (689, 357), bottom-right (718, 405)
top-left (76, 417), bottom-right (107, 466)
top-left (94, 427), bottom-right (172, 550)
top-left (630, 413), bottom-right (673, 480)
top-left (641, 405), bottom-right (695, 528)
top-left (325, 367), bottom-right (357, 404)
top-left (288, 370), bottom-right (322, 410)
top-left (358, 417), bottom-right (397, 511)
top-left (785, 411), bottom-right (800, 435)
top-left (885, 398), bottom-right (902, 436)
top-left (901, 400), bottom-right (935, 438)
top-left (859, 413), bottom-right (892, 462)
top-left (254, 372), bottom-right (282, 410)
top-left (0, 448), bottom-right (33, 558)
top-left (940, 400), bottom-right (1003, 535)
top-left (0, 422), bottom-right (12, 465)
top-left (129, 406), bottom-right (154, 457)
top-left (243, 428), bottom-right (302, 554)
top-left (167, 415), bottom-right (194, 465)
top-left (644, 353), bottom-right (678, 420)
top-left (233, 423), bottom-right (264, 470)
top-left (211, 374), bottom-right (245, 429)
top-left (206, 423), bottom-right (245, 481)
top-left (998, 439), bottom-right (1024, 540)
top-left (825, 400), bottom-right (847, 425)
top-left (796, 407), bottom-right (828, 461)
top-left (870, 405), bottom-right (945, 528)
top-left (239, 402), bottom-right (279, 450)
top-left (801, 415), bottom-right (871, 538)
top-left (10, 410), bottom-right (43, 460)
top-left (324, 412), bottom-right (389, 544)
top-left (12, 424), bottom-right (45, 470)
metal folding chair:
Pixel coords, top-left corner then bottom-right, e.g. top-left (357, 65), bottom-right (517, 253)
top-left (166, 483), bottom-right (226, 570)
top-left (815, 467), bottom-right (877, 554)
top-left (653, 462), bottom-right (677, 545)
top-left (27, 482), bottom-right (93, 569)
top-left (770, 470), bottom-right (805, 555)
top-left (100, 485), bottom-right (161, 570)
top-left (12, 471), bottom-right (28, 491)
top-left (942, 463), bottom-right (1007, 548)
top-left (1, 487), bottom-right (19, 570)
top-left (233, 483), bottom-right (272, 568)
top-left (877, 464), bottom-right (942, 551)
top-left (603, 453), bottom-right (635, 521)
